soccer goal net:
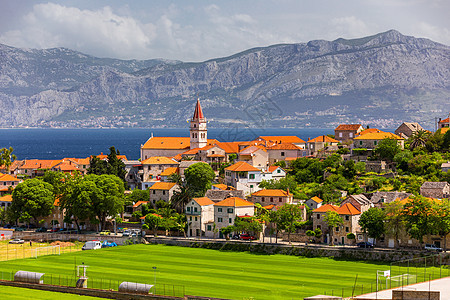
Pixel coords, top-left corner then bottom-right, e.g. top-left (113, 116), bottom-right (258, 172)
top-left (33, 245), bottom-right (61, 259)
top-left (390, 274), bottom-right (417, 285)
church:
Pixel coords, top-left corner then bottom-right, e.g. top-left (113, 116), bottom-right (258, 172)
top-left (140, 99), bottom-right (219, 160)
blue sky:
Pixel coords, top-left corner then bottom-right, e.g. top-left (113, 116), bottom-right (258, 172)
top-left (0, 0), bottom-right (448, 61)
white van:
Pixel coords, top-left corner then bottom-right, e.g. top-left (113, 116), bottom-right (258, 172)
top-left (82, 240), bottom-right (102, 250)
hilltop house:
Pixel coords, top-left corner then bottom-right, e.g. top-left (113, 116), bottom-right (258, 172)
top-left (266, 143), bottom-right (307, 164)
top-left (420, 182), bottom-right (450, 199)
top-left (438, 115), bottom-right (449, 129)
top-left (148, 182), bottom-right (179, 205)
top-left (224, 161), bottom-right (263, 196)
top-left (238, 146), bottom-right (269, 170)
top-left (251, 189), bottom-right (293, 206)
top-left (0, 194), bottom-right (12, 211)
top-left (353, 131), bottom-right (404, 150)
top-left (307, 136), bottom-right (339, 156)
top-left (0, 173), bottom-right (21, 194)
top-left (305, 196), bottom-right (323, 210)
top-left (186, 197), bottom-right (215, 237)
top-left (394, 122), bottom-right (425, 139)
top-left (334, 124), bottom-right (364, 143)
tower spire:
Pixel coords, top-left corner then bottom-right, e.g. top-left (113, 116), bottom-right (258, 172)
top-left (192, 98), bottom-right (205, 120)
top-left (189, 97), bottom-right (207, 149)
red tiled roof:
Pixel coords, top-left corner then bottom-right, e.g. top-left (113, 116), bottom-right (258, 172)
top-left (267, 143), bottom-right (302, 150)
top-left (354, 132), bottom-right (403, 140)
top-left (309, 136), bottom-right (339, 143)
top-left (438, 117), bottom-right (449, 123)
top-left (193, 197), bottom-right (215, 206)
top-left (310, 196), bottom-right (323, 203)
top-left (225, 161), bottom-right (260, 172)
top-left (133, 201), bottom-right (149, 208)
top-left (255, 136), bottom-right (306, 144)
top-left (215, 197), bottom-right (254, 207)
top-left (0, 194), bottom-right (12, 202)
top-left (335, 124), bottom-right (363, 131)
top-left (313, 204), bottom-right (339, 213)
top-left (192, 98), bottom-right (205, 120)
top-left (215, 142), bottom-right (241, 154)
top-left (252, 189), bottom-right (292, 197)
top-left (149, 182), bottom-right (177, 190)
top-left (336, 203), bottom-right (361, 215)
top-left (141, 157), bottom-right (179, 165)
top-left (0, 173), bottom-right (19, 182)
top-left (160, 167), bottom-right (178, 176)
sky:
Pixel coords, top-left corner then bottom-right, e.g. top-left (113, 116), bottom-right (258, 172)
top-left (0, 0), bottom-right (449, 62)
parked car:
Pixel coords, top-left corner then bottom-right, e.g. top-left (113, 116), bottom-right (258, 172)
top-left (49, 228), bottom-right (60, 232)
top-left (424, 244), bottom-right (443, 252)
top-left (9, 239), bottom-right (25, 244)
top-left (14, 227), bottom-right (25, 232)
top-left (102, 241), bottom-right (118, 248)
top-left (357, 242), bottom-right (374, 248)
top-left (122, 230), bottom-right (131, 236)
top-left (35, 227), bottom-right (47, 232)
top-left (231, 234), bottom-right (240, 240)
top-left (240, 234), bottom-right (256, 240)
top-left (82, 240), bottom-right (102, 250)
top-left (99, 230), bottom-right (111, 236)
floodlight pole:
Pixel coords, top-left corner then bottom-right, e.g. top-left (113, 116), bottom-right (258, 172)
top-left (153, 266), bottom-right (157, 286)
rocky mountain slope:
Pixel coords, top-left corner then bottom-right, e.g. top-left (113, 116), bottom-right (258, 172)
top-left (0, 30), bottom-right (449, 129)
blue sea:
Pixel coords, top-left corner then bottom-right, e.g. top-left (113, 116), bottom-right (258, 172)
top-left (0, 128), bottom-right (334, 160)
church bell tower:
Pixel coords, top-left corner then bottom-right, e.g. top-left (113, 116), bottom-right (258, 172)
top-left (190, 98), bottom-right (207, 149)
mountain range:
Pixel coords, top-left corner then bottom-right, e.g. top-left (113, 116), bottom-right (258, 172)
top-left (0, 30), bottom-right (449, 129)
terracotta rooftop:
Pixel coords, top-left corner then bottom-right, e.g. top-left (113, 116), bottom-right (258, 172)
top-left (335, 124), bottom-right (363, 131)
top-left (215, 142), bottom-right (241, 154)
top-left (141, 156), bottom-right (179, 165)
top-left (267, 143), bottom-right (302, 150)
top-left (336, 203), bottom-right (361, 215)
top-left (308, 136), bottom-right (340, 143)
top-left (356, 128), bottom-right (383, 136)
top-left (160, 167), bottom-right (178, 176)
top-left (354, 132), bottom-right (403, 140)
top-left (252, 189), bottom-right (292, 197)
top-left (149, 182), bottom-right (177, 190)
top-left (313, 204), bottom-right (339, 213)
top-left (0, 173), bottom-right (19, 181)
top-left (255, 136), bottom-right (306, 144)
top-left (0, 194), bottom-right (12, 202)
top-left (310, 196), bottom-right (323, 203)
top-left (133, 201), bottom-right (149, 208)
top-left (225, 161), bottom-right (260, 172)
top-left (438, 117), bottom-right (449, 123)
top-left (19, 159), bottom-right (62, 170)
top-left (215, 197), bottom-right (254, 207)
top-left (193, 197), bottom-right (215, 206)
top-left (239, 145), bottom-right (266, 155)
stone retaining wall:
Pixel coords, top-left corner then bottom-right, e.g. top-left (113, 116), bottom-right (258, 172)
top-left (148, 238), bottom-right (450, 263)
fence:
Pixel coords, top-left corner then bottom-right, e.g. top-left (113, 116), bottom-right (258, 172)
top-left (321, 254), bottom-right (449, 298)
top-left (0, 242), bottom-right (82, 261)
top-left (0, 269), bottom-right (185, 298)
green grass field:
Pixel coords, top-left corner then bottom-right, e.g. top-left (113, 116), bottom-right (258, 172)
top-left (0, 285), bottom-right (100, 299)
top-left (0, 244), bottom-right (444, 299)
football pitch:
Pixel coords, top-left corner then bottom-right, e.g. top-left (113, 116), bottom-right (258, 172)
top-left (0, 244), bottom-right (444, 299)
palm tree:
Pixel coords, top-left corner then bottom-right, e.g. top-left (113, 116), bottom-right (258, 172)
top-left (0, 147), bottom-right (17, 174)
top-left (409, 130), bottom-right (430, 150)
top-left (170, 183), bottom-right (193, 213)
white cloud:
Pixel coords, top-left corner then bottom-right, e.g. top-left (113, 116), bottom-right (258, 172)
top-left (330, 16), bottom-right (371, 39)
top-left (414, 22), bottom-right (450, 45)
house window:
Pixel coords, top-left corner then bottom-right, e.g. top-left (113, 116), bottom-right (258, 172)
top-left (194, 207), bottom-right (198, 212)
top-left (346, 227), bottom-right (349, 232)
top-left (187, 207), bottom-right (191, 212)
top-left (261, 197), bottom-right (265, 202)
top-left (229, 218), bottom-right (232, 223)
top-left (162, 191), bottom-right (166, 195)
top-left (152, 190), bottom-right (156, 194)
top-left (317, 225), bottom-right (321, 230)
top-left (339, 132), bottom-right (343, 137)
top-left (249, 174), bottom-right (255, 179)
top-left (207, 225), bottom-right (212, 231)
top-left (218, 218), bottom-right (223, 222)
top-left (279, 198), bottom-right (282, 202)
top-left (277, 169), bottom-right (281, 173)
top-left (345, 216), bottom-right (349, 221)
top-left (212, 151), bottom-right (215, 154)
top-left (195, 217), bottom-right (198, 221)
top-left (189, 216), bottom-right (192, 221)
top-left (270, 197), bottom-right (274, 202)
top-left (349, 133), bottom-right (353, 138)
top-left (317, 214), bottom-right (320, 219)
top-left (281, 152), bottom-right (285, 157)
top-left (218, 208), bottom-right (222, 212)
top-left (374, 141), bottom-right (377, 145)
top-left (250, 185), bottom-right (253, 188)
top-left (227, 208), bottom-right (233, 213)
top-left (359, 141), bottom-right (363, 145)
top-left (335, 227), bottom-right (339, 232)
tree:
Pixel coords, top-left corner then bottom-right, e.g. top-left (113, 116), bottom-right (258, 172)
top-left (275, 204), bottom-right (304, 244)
top-left (107, 146), bottom-right (126, 182)
top-left (374, 138), bottom-right (401, 161)
top-left (359, 207), bottom-right (385, 244)
top-left (87, 156), bottom-right (107, 175)
top-left (402, 196), bottom-right (434, 246)
top-left (0, 147), bottom-right (17, 173)
top-left (184, 162), bottom-right (215, 197)
top-left (409, 130), bottom-right (430, 150)
top-left (10, 179), bottom-right (54, 225)
top-left (432, 200), bottom-right (450, 251)
top-left (145, 213), bottom-right (162, 237)
top-left (221, 225), bottom-right (235, 240)
top-left (42, 170), bottom-right (67, 196)
top-left (384, 200), bottom-right (406, 248)
top-left (84, 174), bottom-right (125, 230)
top-left (324, 211), bottom-right (343, 246)
top-left (342, 160), bottom-right (357, 180)
top-left (171, 183), bottom-right (194, 213)
top-left (259, 175), bottom-right (298, 191)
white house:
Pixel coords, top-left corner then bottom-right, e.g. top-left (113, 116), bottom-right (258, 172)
top-left (224, 161), bottom-right (263, 196)
top-left (186, 197), bottom-right (215, 237)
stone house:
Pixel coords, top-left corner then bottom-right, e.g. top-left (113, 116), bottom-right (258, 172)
top-left (333, 203), bottom-right (362, 245)
top-left (141, 157), bottom-right (179, 181)
top-left (367, 191), bottom-right (411, 208)
top-left (197, 145), bottom-right (226, 170)
top-left (185, 197), bottom-right (215, 237)
top-left (252, 136), bottom-right (306, 149)
top-left (341, 194), bottom-right (373, 213)
top-left (305, 196), bottom-right (323, 210)
top-left (334, 124), bottom-right (364, 143)
top-left (224, 161), bottom-right (263, 196)
top-left (238, 146), bottom-right (269, 170)
top-left (353, 131), bottom-right (404, 150)
top-left (442, 162), bottom-right (450, 173)
top-left (438, 115), bottom-right (449, 129)
top-left (205, 197), bottom-right (254, 238)
top-left (266, 143), bottom-right (307, 164)
top-left (420, 182), bottom-right (450, 199)
top-left (148, 182), bottom-right (179, 205)
top-left (0, 173), bottom-right (21, 192)
top-left (0, 194), bottom-right (12, 211)
top-left (394, 122), bottom-right (424, 139)
top-left (251, 189), bottom-right (293, 206)
top-left (312, 204), bottom-right (339, 243)
top-left (261, 166), bottom-right (286, 182)
top-left (307, 136), bottom-right (339, 156)
top-left (204, 189), bottom-right (245, 203)
top-left (124, 160), bottom-right (143, 190)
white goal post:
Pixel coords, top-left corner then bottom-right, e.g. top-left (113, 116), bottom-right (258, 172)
top-left (33, 245), bottom-right (61, 259)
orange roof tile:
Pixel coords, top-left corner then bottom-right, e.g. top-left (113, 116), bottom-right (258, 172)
top-left (267, 143), bottom-right (302, 150)
top-left (335, 124), bottom-right (363, 131)
top-left (19, 159), bottom-right (62, 170)
top-left (215, 197), bottom-right (254, 207)
top-left (255, 136), bottom-right (306, 144)
top-left (439, 127), bottom-right (449, 134)
top-left (310, 196), bottom-right (323, 203)
top-left (0, 173), bottom-right (19, 181)
top-left (354, 132), bottom-right (403, 140)
top-left (438, 117), bottom-right (449, 123)
top-left (252, 189), bottom-right (292, 197)
top-left (267, 166), bottom-right (283, 173)
top-left (172, 154), bottom-right (182, 161)
top-left (356, 128), bottom-right (383, 136)
top-left (141, 157), bottom-right (179, 165)
top-left (313, 204), bottom-right (339, 213)
top-left (182, 148), bottom-right (201, 155)
top-left (308, 136), bottom-right (339, 143)
top-left (213, 184), bottom-right (228, 190)
top-left (193, 197), bottom-right (215, 206)
top-left (141, 137), bottom-right (218, 150)
top-left (0, 194), bottom-right (12, 202)
top-left (133, 201), bottom-right (149, 208)
top-left (336, 203), bottom-right (361, 215)
top-left (149, 182), bottom-right (177, 190)
top-left (215, 142), bottom-right (241, 154)
top-left (225, 161), bottom-right (260, 172)
top-left (262, 204), bottom-right (276, 210)
top-left (239, 145), bottom-right (266, 155)
top-left (160, 167), bottom-right (178, 176)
